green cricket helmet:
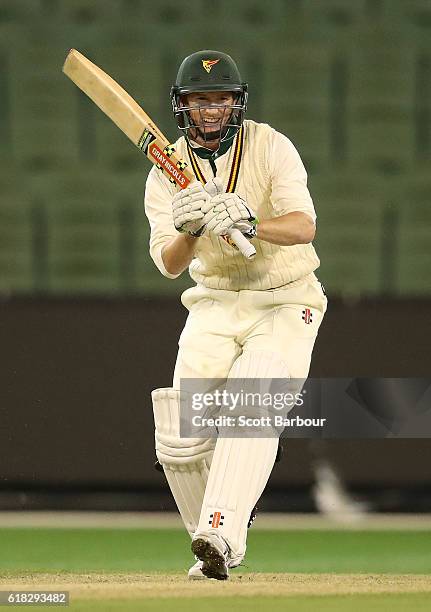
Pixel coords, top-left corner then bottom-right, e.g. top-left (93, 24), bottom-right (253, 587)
top-left (170, 50), bottom-right (248, 149)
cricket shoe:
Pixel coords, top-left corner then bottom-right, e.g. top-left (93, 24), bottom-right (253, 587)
top-left (191, 533), bottom-right (230, 580)
top-left (188, 558), bottom-right (208, 580)
top-left (187, 553), bottom-right (243, 580)
top-left (188, 504), bottom-right (257, 580)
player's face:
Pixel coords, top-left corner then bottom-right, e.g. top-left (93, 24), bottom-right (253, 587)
top-left (183, 91), bottom-right (235, 149)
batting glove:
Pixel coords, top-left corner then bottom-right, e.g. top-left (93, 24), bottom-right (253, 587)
top-left (201, 192), bottom-right (258, 237)
top-left (172, 183), bottom-right (210, 237)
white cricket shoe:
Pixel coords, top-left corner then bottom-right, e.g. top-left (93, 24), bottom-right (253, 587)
top-left (191, 533), bottom-right (230, 580)
top-left (188, 559), bottom-right (207, 580)
top-left (188, 553), bottom-right (243, 580)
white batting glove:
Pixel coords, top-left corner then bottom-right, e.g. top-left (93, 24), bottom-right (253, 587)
top-left (201, 192), bottom-right (258, 237)
top-left (230, 217), bottom-right (258, 240)
top-left (172, 183), bottom-right (210, 237)
top-left (204, 177), bottom-right (224, 198)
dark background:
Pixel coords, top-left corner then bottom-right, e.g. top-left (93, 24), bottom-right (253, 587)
top-left (1, 296), bottom-right (430, 512)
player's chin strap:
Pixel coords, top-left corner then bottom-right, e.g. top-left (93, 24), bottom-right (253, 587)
top-left (190, 125), bottom-right (239, 159)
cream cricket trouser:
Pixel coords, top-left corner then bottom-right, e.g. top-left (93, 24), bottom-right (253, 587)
top-left (173, 273), bottom-right (327, 384)
top-left (171, 273), bottom-right (327, 557)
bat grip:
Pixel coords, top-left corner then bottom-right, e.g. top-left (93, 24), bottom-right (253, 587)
top-left (228, 228), bottom-right (257, 260)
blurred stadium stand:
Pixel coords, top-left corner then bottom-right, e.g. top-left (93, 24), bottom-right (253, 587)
top-left (0, 0), bottom-right (429, 297)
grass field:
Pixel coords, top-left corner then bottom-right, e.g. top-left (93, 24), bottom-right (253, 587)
top-left (0, 514), bottom-right (430, 610)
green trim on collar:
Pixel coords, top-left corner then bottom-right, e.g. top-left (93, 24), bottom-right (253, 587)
top-left (191, 126), bottom-right (237, 160)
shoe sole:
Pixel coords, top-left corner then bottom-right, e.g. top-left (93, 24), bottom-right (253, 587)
top-left (191, 538), bottom-right (229, 580)
top-left (188, 572), bottom-right (207, 581)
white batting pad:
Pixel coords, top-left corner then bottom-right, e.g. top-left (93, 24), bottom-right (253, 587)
top-left (195, 350), bottom-right (289, 560)
top-left (152, 388), bottom-right (215, 537)
top-left (196, 437), bottom-right (279, 561)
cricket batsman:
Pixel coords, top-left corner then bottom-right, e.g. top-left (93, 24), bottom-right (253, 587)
top-left (145, 50), bottom-right (327, 579)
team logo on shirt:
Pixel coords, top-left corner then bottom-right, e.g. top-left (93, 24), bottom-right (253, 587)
top-left (209, 511), bottom-right (224, 527)
top-left (302, 308), bottom-right (313, 324)
top-left (202, 59), bottom-right (220, 73)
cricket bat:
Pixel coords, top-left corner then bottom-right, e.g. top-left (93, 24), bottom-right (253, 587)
top-left (62, 49), bottom-right (256, 260)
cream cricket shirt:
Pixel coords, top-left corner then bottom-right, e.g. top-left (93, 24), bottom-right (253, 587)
top-left (144, 119), bottom-right (320, 291)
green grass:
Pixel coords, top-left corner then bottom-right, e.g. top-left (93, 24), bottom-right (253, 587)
top-left (23, 594), bottom-right (431, 612)
top-left (1, 528), bottom-right (431, 574)
top-left (1, 527), bottom-right (430, 611)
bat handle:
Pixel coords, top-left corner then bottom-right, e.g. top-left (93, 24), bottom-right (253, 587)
top-left (228, 228), bottom-right (257, 260)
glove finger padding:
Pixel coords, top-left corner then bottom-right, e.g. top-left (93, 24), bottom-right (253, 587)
top-left (202, 193), bottom-right (257, 236)
top-left (173, 182), bottom-right (208, 199)
top-left (204, 177), bottom-right (224, 198)
top-left (172, 183), bottom-right (210, 235)
top-left (174, 201), bottom-right (206, 216)
top-left (205, 210), bottom-right (230, 233)
top-left (176, 191), bottom-right (210, 208)
top-left (225, 204), bottom-right (245, 224)
top-left (176, 210), bottom-right (204, 225)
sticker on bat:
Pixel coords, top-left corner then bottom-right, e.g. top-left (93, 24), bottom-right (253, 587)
top-left (149, 143), bottom-right (191, 188)
top-left (221, 234), bottom-right (239, 251)
top-left (163, 144), bottom-right (176, 157)
top-left (137, 129), bottom-right (157, 154)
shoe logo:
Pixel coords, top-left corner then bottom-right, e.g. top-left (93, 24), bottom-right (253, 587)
top-left (209, 511), bottom-right (224, 527)
top-left (302, 308), bottom-right (313, 324)
top-left (202, 59), bottom-right (220, 73)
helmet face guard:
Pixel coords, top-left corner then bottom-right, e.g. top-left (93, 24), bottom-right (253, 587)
top-left (171, 87), bottom-right (248, 148)
top-left (170, 50), bottom-right (248, 151)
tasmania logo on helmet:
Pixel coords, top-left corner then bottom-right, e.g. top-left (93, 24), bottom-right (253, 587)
top-left (202, 59), bottom-right (220, 73)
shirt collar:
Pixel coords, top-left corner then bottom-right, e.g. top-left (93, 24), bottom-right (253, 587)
top-left (188, 126), bottom-right (237, 160)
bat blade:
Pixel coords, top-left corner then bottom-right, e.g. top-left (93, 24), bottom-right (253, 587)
top-left (62, 49), bottom-right (193, 189)
top-left (63, 49), bottom-right (164, 146)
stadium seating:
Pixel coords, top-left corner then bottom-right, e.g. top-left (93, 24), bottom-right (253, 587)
top-left (312, 172), bottom-right (384, 295)
top-left (0, 1), bottom-right (44, 22)
top-left (264, 42), bottom-right (331, 172)
top-left (396, 173), bottom-right (431, 294)
top-left (1, 2), bottom-right (429, 296)
top-left (346, 32), bottom-right (415, 174)
top-left (49, 0), bottom-right (125, 24)
top-left (302, 0), bottom-right (367, 27)
top-left (46, 197), bottom-right (121, 293)
top-left (9, 44), bottom-right (80, 169)
top-left (0, 167), bottom-right (33, 293)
